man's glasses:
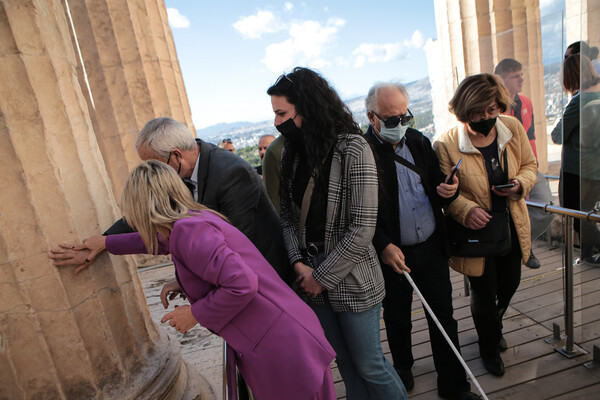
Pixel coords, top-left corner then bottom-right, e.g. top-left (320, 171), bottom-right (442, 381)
top-left (221, 138), bottom-right (232, 144)
top-left (372, 109), bottom-right (413, 128)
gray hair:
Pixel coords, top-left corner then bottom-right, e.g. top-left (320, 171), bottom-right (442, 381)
top-left (135, 117), bottom-right (196, 158)
top-left (365, 82), bottom-right (410, 113)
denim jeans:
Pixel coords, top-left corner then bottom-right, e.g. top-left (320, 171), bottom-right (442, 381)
top-left (310, 299), bottom-right (407, 400)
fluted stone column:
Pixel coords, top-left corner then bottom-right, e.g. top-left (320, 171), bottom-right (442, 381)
top-left (0, 1), bottom-right (210, 398)
top-left (566, 0), bottom-right (600, 49)
top-left (156, 0), bottom-right (196, 134)
top-left (429, 0), bottom-right (548, 172)
top-left (65, 0), bottom-right (196, 196)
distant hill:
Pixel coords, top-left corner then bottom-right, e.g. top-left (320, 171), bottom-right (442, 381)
top-left (198, 66), bottom-right (565, 151)
top-left (196, 121), bottom-right (254, 139)
top-left (199, 77), bottom-right (433, 147)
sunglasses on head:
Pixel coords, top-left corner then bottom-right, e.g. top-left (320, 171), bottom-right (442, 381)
top-left (372, 110), bottom-right (413, 128)
top-left (274, 73), bottom-right (294, 87)
top-left (221, 138), bottom-right (232, 144)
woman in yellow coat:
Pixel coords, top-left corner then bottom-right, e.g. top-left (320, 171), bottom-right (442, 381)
top-left (434, 73), bottom-right (537, 377)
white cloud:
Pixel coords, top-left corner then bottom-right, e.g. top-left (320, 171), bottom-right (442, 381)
top-left (285, 2), bottom-right (293, 11)
top-left (167, 8), bottom-right (190, 29)
top-left (404, 30), bottom-right (424, 48)
top-left (233, 11), bottom-right (285, 39)
top-left (262, 17), bottom-right (346, 72)
top-left (352, 42), bottom-right (403, 67)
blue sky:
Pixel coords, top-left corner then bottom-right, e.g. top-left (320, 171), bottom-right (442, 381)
top-left (165, 0), bottom-right (565, 129)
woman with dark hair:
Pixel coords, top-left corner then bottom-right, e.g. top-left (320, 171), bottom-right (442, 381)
top-left (564, 40), bottom-right (600, 75)
top-left (434, 73), bottom-right (537, 376)
top-left (552, 55), bottom-right (600, 264)
top-left (267, 67), bottom-right (407, 400)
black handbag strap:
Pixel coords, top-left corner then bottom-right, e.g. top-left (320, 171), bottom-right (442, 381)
top-left (394, 147), bottom-right (508, 188)
top-left (392, 153), bottom-right (430, 187)
top-left (502, 148), bottom-right (509, 182)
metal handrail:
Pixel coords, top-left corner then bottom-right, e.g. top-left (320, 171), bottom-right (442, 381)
top-left (544, 174), bottom-right (560, 180)
top-left (526, 200), bottom-right (599, 358)
top-left (526, 201), bottom-right (600, 223)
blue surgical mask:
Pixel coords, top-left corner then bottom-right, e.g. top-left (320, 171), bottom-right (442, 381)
top-left (378, 123), bottom-right (408, 144)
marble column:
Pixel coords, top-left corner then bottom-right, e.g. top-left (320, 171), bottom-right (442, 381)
top-left (65, 0), bottom-right (196, 196)
top-left (566, 0), bottom-right (600, 49)
top-left (155, 0), bottom-right (196, 134)
top-left (429, 0), bottom-right (547, 172)
top-left (0, 1), bottom-right (210, 398)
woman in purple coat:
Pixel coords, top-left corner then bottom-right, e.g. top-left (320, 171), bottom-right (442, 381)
top-left (81, 160), bottom-right (337, 400)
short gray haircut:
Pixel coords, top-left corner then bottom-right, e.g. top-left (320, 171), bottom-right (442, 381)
top-left (365, 82), bottom-right (410, 113)
top-left (135, 117), bottom-right (197, 158)
top-left (259, 134), bottom-right (276, 140)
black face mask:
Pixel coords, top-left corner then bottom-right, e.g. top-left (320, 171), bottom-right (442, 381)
top-left (276, 117), bottom-right (302, 141)
top-left (469, 117), bottom-right (497, 136)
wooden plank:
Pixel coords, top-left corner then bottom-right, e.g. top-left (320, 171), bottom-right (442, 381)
top-left (549, 382), bottom-right (600, 399)
top-left (485, 362), bottom-right (600, 399)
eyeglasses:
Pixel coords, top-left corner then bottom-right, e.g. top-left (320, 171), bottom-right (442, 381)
top-left (221, 138), bottom-right (232, 144)
top-left (372, 110), bottom-right (413, 128)
top-left (274, 74), bottom-right (294, 86)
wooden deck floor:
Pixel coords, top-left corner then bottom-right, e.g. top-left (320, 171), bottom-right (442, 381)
top-left (139, 239), bottom-right (600, 400)
top-left (332, 239), bottom-right (600, 399)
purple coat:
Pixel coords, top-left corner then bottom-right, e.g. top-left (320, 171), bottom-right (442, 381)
top-left (106, 212), bottom-right (335, 400)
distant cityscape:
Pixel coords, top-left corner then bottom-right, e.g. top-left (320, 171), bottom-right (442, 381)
top-left (198, 62), bottom-right (568, 153)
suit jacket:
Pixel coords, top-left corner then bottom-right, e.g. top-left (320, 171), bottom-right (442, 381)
top-left (104, 139), bottom-right (292, 284)
top-left (105, 212), bottom-right (335, 400)
top-left (365, 126), bottom-right (456, 260)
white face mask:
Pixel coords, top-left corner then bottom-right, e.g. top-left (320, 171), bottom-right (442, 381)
top-left (378, 123), bottom-right (408, 144)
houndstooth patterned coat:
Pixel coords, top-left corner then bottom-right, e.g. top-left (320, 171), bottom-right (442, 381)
top-left (281, 133), bottom-right (385, 313)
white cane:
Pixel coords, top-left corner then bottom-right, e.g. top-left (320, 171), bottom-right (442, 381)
top-left (402, 272), bottom-right (489, 400)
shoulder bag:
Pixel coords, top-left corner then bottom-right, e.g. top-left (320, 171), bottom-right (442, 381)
top-left (445, 150), bottom-right (512, 257)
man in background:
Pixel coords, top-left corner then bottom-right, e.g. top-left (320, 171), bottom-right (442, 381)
top-left (255, 134), bottom-right (276, 176)
top-left (262, 135), bottom-right (285, 213)
top-left (218, 138), bottom-right (235, 153)
top-left (495, 58), bottom-right (545, 269)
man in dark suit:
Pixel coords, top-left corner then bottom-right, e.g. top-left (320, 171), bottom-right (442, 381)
top-left (364, 83), bottom-right (479, 400)
top-left (53, 117), bottom-right (292, 284)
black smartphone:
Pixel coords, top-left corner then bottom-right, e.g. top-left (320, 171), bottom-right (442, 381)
top-left (495, 183), bottom-right (516, 190)
top-left (445, 159), bottom-right (462, 183)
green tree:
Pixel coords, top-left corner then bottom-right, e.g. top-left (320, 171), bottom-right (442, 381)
top-left (237, 145), bottom-right (261, 167)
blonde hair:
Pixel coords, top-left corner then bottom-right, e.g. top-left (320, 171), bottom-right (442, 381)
top-left (121, 160), bottom-right (227, 254)
top-left (449, 73), bottom-right (512, 123)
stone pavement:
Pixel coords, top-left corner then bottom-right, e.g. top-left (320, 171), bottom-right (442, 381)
top-left (139, 265), bottom-right (224, 398)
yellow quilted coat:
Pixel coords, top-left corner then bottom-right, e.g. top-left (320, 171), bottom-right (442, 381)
top-left (433, 115), bottom-right (538, 277)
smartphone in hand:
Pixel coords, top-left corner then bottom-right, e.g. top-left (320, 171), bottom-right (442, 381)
top-left (495, 183), bottom-right (516, 190)
top-left (445, 159), bottom-right (462, 183)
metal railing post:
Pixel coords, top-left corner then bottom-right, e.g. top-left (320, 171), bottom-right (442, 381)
top-left (555, 214), bottom-right (587, 358)
top-left (563, 215), bottom-right (574, 353)
top-left (525, 201), bottom-right (593, 358)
